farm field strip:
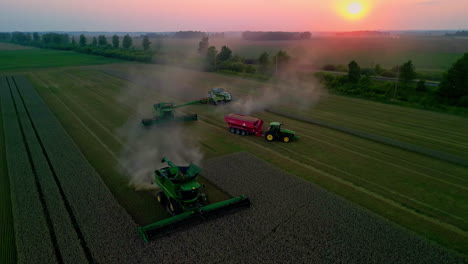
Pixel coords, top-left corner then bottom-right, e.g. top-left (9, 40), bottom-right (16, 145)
top-left (285, 106), bottom-right (468, 158)
top-left (13, 75), bottom-right (146, 263)
top-left (269, 109), bottom-right (468, 167)
top-left (10, 76), bottom-right (90, 263)
top-left (0, 79), bottom-right (16, 264)
top-left (0, 76), bottom-right (57, 263)
top-left (195, 111), bottom-right (468, 230)
top-left (279, 119), bottom-right (468, 183)
top-left (313, 105), bottom-right (468, 147)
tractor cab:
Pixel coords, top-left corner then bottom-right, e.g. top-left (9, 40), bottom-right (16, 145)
top-left (264, 122), bottom-right (299, 143)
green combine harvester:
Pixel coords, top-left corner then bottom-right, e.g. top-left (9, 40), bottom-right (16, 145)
top-left (141, 101), bottom-right (200, 127)
top-left (137, 158), bottom-right (250, 243)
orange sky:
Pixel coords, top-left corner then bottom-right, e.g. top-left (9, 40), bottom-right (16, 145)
top-left (1, 0), bottom-right (467, 31)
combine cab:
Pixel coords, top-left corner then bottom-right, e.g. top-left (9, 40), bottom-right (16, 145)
top-left (137, 158), bottom-right (250, 242)
top-left (207, 88), bottom-right (232, 105)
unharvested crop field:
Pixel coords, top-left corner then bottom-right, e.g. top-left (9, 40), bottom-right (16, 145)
top-left (17, 63), bottom-right (467, 258)
top-left (0, 45), bottom-right (121, 71)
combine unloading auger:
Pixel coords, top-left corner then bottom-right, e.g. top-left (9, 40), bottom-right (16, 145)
top-left (137, 158), bottom-right (250, 243)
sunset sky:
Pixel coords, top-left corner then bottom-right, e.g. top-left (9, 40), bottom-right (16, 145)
top-left (1, 0), bottom-right (467, 32)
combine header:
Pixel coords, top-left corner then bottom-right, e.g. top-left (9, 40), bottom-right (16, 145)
top-left (137, 158), bottom-right (250, 243)
top-left (141, 101), bottom-right (199, 127)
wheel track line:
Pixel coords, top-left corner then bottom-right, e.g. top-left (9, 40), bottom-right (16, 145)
top-left (5, 77), bottom-right (63, 264)
top-left (195, 113), bottom-right (468, 229)
top-left (12, 76), bottom-right (94, 263)
top-left (283, 123), bottom-right (468, 190)
top-left (195, 113), bottom-right (468, 238)
top-left (282, 120), bottom-right (468, 182)
top-left (32, 74), bottom-right (121, 162)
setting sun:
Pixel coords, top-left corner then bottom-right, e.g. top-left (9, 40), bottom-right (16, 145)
top-left (347, 2), bottom-right (363, 15)
top-left (336, 0), bottom-right (370, 20)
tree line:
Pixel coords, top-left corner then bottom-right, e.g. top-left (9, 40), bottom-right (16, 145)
top-left (198, 36), bottom-right (291, 78)
top-left (317, 55), bottom-right (468, 111)
top-left (242, 31), bottom-right (311, 41)
top-left (0, 32), bottom-right (153, 63)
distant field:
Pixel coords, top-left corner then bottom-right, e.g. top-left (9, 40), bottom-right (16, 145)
top-left (26, 64), bottom-right (468, 256)
top-left (0, 42), bottom-right (34, 50)
top-left (0, 45), bottom-right (121, 71)
top-left (144, 36), bottom-right (468, 70)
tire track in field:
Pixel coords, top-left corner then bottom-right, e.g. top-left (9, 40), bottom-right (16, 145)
top-left (31, 74), bottom-right (121, 162)
top-left (280, 122), bottom-right (468, 190)
top-left (12, 76), bottom-right (93, 263)
top-left (280, 120), bottom-right (468, 183)
top-left (5, 77), bottom-right (63, 264)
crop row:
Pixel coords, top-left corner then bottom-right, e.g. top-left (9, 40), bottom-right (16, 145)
top-left (0, 76), bottom-right (56, 263)
top-left (13, 76), bottom-right (146, 263)
top-left (8, 76), bottom-right (88, 263)
top-left (267, 109), bottom-right (468, 167)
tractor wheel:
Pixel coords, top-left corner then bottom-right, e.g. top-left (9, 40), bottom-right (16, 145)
top-left (167, 199), bottom-right (182, 216)
top-left (156, 192), bottom-right (167, 206)
top-left (283, 136), bottom-right (291, 143)
top-left (265, 132), bottom-right (275, 142)
top-left (235, 128), bottom-right (241, 135)
top-left (229, 127), bottom-right (235, 133)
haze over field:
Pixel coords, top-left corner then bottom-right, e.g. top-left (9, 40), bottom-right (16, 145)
top-left (1, 0), bottom-right (467, 31)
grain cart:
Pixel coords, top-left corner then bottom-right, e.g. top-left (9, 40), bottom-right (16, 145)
top-left (137, 158), bottom-right (250, 242)
top-left (224, 113), bottom-right (299, 142)
top-left (141, 101), bottom-right (200, 127)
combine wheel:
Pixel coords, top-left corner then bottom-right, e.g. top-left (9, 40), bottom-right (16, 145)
top-left (265, 132), bottom-right (275, 142)
top-left (156, 192), bottom-right (168, 206)
top-left (167, 199), bottom-right (182, 215)
top-left (283, 136), bottom-right (291, 143)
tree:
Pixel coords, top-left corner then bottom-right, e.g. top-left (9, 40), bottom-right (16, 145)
top-left (216, 45), bottom-right (232, 62)
top-left (273, 50), bottom-right (290, 72)
top-left (154, 38), bottom-right (162, 52)
top-left (374, 64), bottom-right (383, 75)
top-left (122, 34), bottom-right (132, 49)
top-left (71, 36), bottom-right (76, 46)
top-left (416, 80), bottom-right (427, 92)
top-left (438, 53), bottom-right (468, 104)
top-left (92, 37), bottom-right (97, 46)
top-left (399, 60), bottom-right (417, 85)
top-left (79, 34), bottom-right (87, 46)
top-left (258, 52), bottom-right (270, 74)
top-left (206, 46), bottom-right (218, 70)
top-left (198, 36), bottom-right (209, 55)
top-left (33, 32), bottom-right (40, 42)
top-left (111, 35), bottom-right (119, 48)
top-left (142, 35), bottom-right (151, 51)
top-left (98, 35), bottom-right (107, 46)
top-left (348, 60), bottom-right (361, 83)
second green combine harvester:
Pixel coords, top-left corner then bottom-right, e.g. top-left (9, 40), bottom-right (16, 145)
top-left (137, 158), bottom-right (250, 242)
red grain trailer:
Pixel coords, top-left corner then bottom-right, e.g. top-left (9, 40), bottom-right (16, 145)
top-left (224, 113), bottom-right (264, 136)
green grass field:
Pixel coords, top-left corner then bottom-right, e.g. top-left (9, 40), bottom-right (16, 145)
top-left (20, 63), bottom-right (468, 256)
top-left (0, 44), bottom-right (121, 71)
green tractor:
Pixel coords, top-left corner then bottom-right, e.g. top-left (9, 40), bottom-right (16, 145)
top-left (137, 158), bottom-right (250, 242)
top-left (264, 122), bottom-right (299, 143)
top-left (141, 101), bottom-right (200, 127)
